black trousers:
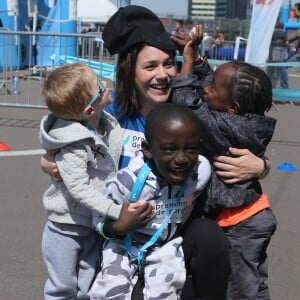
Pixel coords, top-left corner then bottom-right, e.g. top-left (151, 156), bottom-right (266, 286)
top-left (132, 217), bottom-right (230, 300)
top-left (181, 217), bottom-right (230, 300)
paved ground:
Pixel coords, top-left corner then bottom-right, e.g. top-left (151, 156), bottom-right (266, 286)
top-left (0, 72), bottom-right (299, 299)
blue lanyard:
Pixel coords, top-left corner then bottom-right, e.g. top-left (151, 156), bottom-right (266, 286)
top-left (128, 160), bottom-right (152, 203)
top-left (125, 160), bottom-right (184, 267)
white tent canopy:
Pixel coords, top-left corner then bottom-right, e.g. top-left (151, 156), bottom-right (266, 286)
top-left (77, 0), bottom-right (118, 23)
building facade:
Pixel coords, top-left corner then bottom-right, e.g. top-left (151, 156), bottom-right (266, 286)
top-left (188, 0), bottom-right (250, 20)
top-left (188, 0), bottom-right (227, 20)
top-left (226, 0), bottom-right (251, 20)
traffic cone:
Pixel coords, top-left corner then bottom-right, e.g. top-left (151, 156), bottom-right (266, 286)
top-left (0, 141), bottom-right (10, 151)
top-left (276, 162), bottom-right (297, 172)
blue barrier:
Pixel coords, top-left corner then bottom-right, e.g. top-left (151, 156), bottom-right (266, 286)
top-left (209, 47), bottom-right (246, 61)
top-left (59, 56), bottom-right (115, 82)
top-left (272, 88), bottom-right (300, 103)
top-left (176, 56), bottom-right (300, 68)
top-left (281, 5), bottom-right (300, 31)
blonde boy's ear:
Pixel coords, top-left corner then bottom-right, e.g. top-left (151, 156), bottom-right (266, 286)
top-left (82, 106), bottom-right (95, 118)
top-left (228, 100), bottom-right (240, 114)
top-left (141, 140), bottom-right (153, 160)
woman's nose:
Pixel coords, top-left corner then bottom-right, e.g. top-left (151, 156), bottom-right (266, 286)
top-left (156, 66), bottom-right (169, 79)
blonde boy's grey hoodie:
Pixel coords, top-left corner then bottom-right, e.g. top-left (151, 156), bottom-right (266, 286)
top-left (40, 112), bottom-right (123, 228)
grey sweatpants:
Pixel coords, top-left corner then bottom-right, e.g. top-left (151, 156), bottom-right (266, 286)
top-left (223, 208), bottom-right (277, 300)
top-left (42, 222), bottom-right (101, 300)
top-left (89, 236), bottom-right (186, 300)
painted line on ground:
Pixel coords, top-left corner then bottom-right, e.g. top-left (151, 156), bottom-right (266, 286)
top-left (0, 149), bottom-right (46, 157)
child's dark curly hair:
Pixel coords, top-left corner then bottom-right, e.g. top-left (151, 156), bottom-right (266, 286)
top-left (227, 61), bottom-right (273, 115)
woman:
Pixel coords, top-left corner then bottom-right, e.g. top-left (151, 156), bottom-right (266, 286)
top-left (41, 6), bottom-right (270, 300)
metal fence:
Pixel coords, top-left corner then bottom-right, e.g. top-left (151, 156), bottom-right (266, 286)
top-left (0, 28), bottom-right (249, 109)
top-left (1, 29), bottom-right (300, 108)
top-left (0, 29), bottom-right (115, 109)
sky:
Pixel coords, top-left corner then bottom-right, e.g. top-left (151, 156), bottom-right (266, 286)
top-left (78, 0), bottom-right (189, 22)
top-left (131, 0), bottom-right (188, 18)
top-left (78, 0), bottom-right (293, 23)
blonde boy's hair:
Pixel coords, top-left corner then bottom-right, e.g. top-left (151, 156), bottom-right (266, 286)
top-left (43, 63), bottom-right (95, 120)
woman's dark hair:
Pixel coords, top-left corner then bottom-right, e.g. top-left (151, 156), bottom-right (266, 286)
top-left (227, 61), bottom-right (273, 115)
top-left (114, 44), bottom-right (145, 117)
top-left (114, 44), bottom-right (175, 117)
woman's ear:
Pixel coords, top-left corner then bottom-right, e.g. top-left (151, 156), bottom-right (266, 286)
top-left (228, 100), bottom-right (240, 114)
top-left (141, 140), bottom-right (153, 160)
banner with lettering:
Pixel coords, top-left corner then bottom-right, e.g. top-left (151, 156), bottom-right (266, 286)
top-left (245, 0), bottom-right (282, 64)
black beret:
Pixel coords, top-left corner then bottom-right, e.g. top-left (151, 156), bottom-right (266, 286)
top-left (102, 5), bottom-right (178, 54)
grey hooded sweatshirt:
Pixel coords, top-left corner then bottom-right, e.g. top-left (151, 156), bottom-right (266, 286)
top-left (40, 112), bottom-right (123, 228)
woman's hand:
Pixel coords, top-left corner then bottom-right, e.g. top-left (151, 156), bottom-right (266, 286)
top-left (40, 149), bottom-right (62, 181)
top-left (112, 202), bottom-right (156, 236)
top-left (213, 147), bottom-right (270, 184)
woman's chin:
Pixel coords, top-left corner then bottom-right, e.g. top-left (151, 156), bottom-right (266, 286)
top-left (151, 91), bottom-right (170, 103)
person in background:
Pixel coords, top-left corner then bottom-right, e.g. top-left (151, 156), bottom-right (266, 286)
top-left (25, 16), bottom-right (42, 66)
top-left (289, 5), bottom-right (296, 20)
top-left (212, 28), bottom-right (225, 59)
top-left (184, 19), bottom-right (196, 36)
top-left (40, 5), bottom-right (271, 300)
top-left (172, 19), bottom-right (185, 35)
top-left (280, 2), bottom-right (300, 89)
top-left (90, 103), bottom-right (211, 299)
top-left (172, 19), bottom-right (187, 69)
top-left (202, 32), bottom-right (214, 58)
top-left (267, 22), bottom-right (288, 88)
top-left (39, 62), bottom-right (153, 299)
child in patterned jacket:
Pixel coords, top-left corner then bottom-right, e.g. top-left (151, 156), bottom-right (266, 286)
top-left (89, 103), bottom-right (211, 300)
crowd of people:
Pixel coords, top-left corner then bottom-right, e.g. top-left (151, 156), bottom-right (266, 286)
top-left (267, 2), bottom-right (300, 89)
top-left (280, 2), bottom-right (300, 89)
top-left (174, 3), bottom-right (300, 82)
top-left (39, 4), bottom-right (279, 300)
top-left (172, 19), bottom-right (225, 60)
